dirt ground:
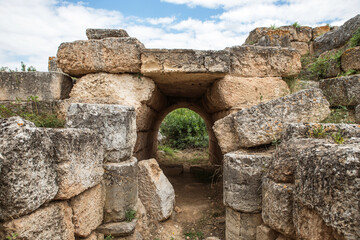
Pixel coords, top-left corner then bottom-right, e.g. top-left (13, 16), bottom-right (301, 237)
top-left (153, 149), bottom-right (225, 240)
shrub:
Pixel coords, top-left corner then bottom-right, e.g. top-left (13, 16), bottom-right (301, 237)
top-left (348, 27), bottom-right (360, 48)
top-left (292, 22), bottom-right (301, 28)
top-left (125, 209), bottom-right (136, 222)
top-left (270, 24), bottom-right (277, 30)
top-left (309, 50), bottom-right (342, 80)
top-left (0, 62), bottom-right (36, 72)
top-left (160, 108), bottom-right (208, 149)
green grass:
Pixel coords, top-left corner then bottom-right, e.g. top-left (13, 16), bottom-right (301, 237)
top-left (322, 106), bottom-right (354, 124)
top-left (309, 125), bottom-right (327, 138)
top-left (332, 130), bottom-right (345, 144)
top-left (125, 209), bottom-right (136, 222)
top-left (270, 24), bottom-right (277, 30)
top-left (292, 22), bottom-right (301, 28)
top-left (348, 27), bottom-right (360, 48)
top-left (308, 50), bottom-right (343, 80)
top-left (184, 231), bottom-right (204, 240)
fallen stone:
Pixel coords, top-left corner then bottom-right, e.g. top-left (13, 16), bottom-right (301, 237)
top-left (341, 46), bottom-right (360, 72)
top-left (257, 29), bottom-right (291, 47)
top-left (86, 29), bottom-right (129, 39)
top-left (293, 201), bottom-right (337, 240)
top-left (319, 74), bottom-right (360, 106)
top-left (228, 45), bottom-right (301, 77)
top-left (314, 14), bottom-right (360, 55)
top-left (295, 140), bottom-right (360, 239)
top-left (256, 224), bottom-right (278, 240)
top-left (57, 38), bottom-right (144, 77)
top-left (70, 184), bottom-right (105, 237)
top-left (0, 202), bottom-right (74, 240)
top-left (0, 117), bottom-right (58, 221)
top-left (224, 153), bottom-right (271, 213)
top-left (262, 178), bottom-right (295, 238)
top-left (231, 88), bottom-right (330, 148)
top-left (356, 104), bottom-right (360, 123)
top-left (138, 159), bottom-right (175, 221)
top-left (96, 220), bottom-right (137, 237)
top-left (0, 72), bottom-right (72, 101)
top-left (49, 128), bottom-right (104, 199)
top-left (312, 25), bottom-right (331, 39)
top-left (290, 42), bottom-right (309, 56)
top-left (66, 103), bottom-right (137, 162)
top-left (103, 158), bottom-right (138, 223)
top-left (225, 207), bottom-right (262, 240)
top-left (204, 75), bottom-right (289, 113)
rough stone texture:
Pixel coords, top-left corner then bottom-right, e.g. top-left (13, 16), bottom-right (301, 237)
top-left (0, 117), bottom-right (58, 221)
top-left (290, 41), bottom-right (309, 56)
top-left (293, 201), bottom-right (337, 240)
top-left (228, 45), bottom-right (301, 77)
top-left (70, 184), bottom-right (105, 237)
top-left (48, 56), bottom-right (62, 72)
top-left (49, 128), bottom-right (104, 199)
top-left (226, 207), bottom-right (263, 240)
top-left (138, 159), bottom-right (175, 221)
top-left (97, 220), bottom-right (137, 237)
top-left (262, 178), bottom-right (295, 238)
top-left (245, 27), bottom-right (269, 45)
top-left (0, 72), bottom-right (73, 101)
top-left (66, 103), bottom-right (137, 162)
top-left (136, 104), bottom-right (157, 131)
top-left (103, 158), bottom-right (138, 223)
top-left (57, 38), bottom-right (144, 77)
top-left (141, 49), bottom-right (230, 98)
top-left (356, 104), bottom-right (360, 123)
top-left (279, 26), bottom-right (313, 42)
top-left (257, 29), bottom-right (291, 47)
top-left (341, 46), bottom-right (360, 72)
top-left (295, 140), bottom-right (360, 239)
top-left (80, 232), bottom-right (104, 240)
top-left (0, 202), bottom-right (75, 240)
top-left (312, 26), bottom-right (331, 39)
top-left (314, 14), bottom-right (360, 55)
top-left (86, 29), bottom-right (129, 39)
top-left (256, 224), bottom-right (278, 240)
top-left (213, 112), bottom-right (240, 154)
top-left (223, 153), bottom-right (272, 213)
top-left (232, 89), bottom-right (330, 148)
top-left (204, 76), bottom-right (290, 113)
top-left (0, 152), bottom-right (3, 173)
top-left (319, 74), bottom-right (360, 106)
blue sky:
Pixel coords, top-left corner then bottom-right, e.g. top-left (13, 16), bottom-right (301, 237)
top-left (0, 0), bottom-right (359, 71)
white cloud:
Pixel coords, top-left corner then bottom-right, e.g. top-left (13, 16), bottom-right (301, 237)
top-left (147, 16), bottom-right (176, 25)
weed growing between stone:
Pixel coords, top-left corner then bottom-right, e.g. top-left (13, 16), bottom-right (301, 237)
top-left (322, 106), bottom-right (355, 124)
top-left (6, 233), bottom-right (18, 240)
top-left (348, 27), bottom-right (360, 47)
top-left (125, 209), bottom-right (136, 222)
top-left (104, 234), bottom-right (113, 240)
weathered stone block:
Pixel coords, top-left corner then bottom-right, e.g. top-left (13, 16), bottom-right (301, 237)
top-left (86, 29), bottom-right (129, 39)
top-left (312, 25), bottom-right (331, 39)
top-left (48, 56), bottom-right (62, 72)
top-left (224, 153), bottom-right (271, 213)
top-left (228, 45), bottom-right (301, 77)
top-left (257, 29), bottom-right (291, 47)
top-left (204, 76), bottom-right (289, 113)
top-left (341, 46), bottom-right (360, 72)
top-left (0, 202), bottom-right (75, 240)
top-left (0, 72), bottom-right (72, 101)
top-left (81, 232), bottom-right (104, 240)
top-left (279, 26), bottom-right (313, 42)
top-left (232, 89), bottom-right (330, 148)
top-left (356, 104), bottom-right (360, 123)
top-left (57, 38), bottom-right (144, 77)
top-left (314, 14), bottom-right (360, 55)
top-left (290, 42), bottom-right (309, 56)
top-left (136, 104), bottom-right (156, 131)
top-left (97, 220), bottom-right (137, 237)
top-left (70, 184), bottom-right (105, 237)
top-left (226, 207), bottom-right (263, 240)
top-left (103, 158), bottom-right (138, 223)
top-left (0, 117), bottom-right (58, 221)
top-left (319, 74), bottom-right (360, 106)
top-left (295, 140), bottom-right (360, 239)
top-left (49, 128), bottom-right (104, 199)
top-left (245, 27), bottom-right (270, 45)
top-left (262, 178), bottom-right (295, 238)
top-left (213, 112), bottom-right (240, 154)
top-left (138, 159), bottom-right (175, 221)
top-left (66, 103), bottom-right (137, 162)
top-left (256, 224), bottom-right (278, 240)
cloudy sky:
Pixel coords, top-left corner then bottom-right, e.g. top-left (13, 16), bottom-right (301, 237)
top-left (0, 0), bottom-right (359, 71)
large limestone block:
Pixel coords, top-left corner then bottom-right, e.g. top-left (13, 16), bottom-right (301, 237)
top-left (213, 113), bottom-right (240, 154)
top-left (312, 25), bottom-right (331, 39)
top-left (319, 74), bottom-right (360, 106)
top-left (86, 28), bottom-right (129, 39)
top-left (341, 46), bottom-right (360, 72)
top-left (138, 159), bottom-right (175, 221)
top-left (57, 38), bottom-right (144, 77)
top-left (278, 26), bottom-right (313, 42)
top-left (226, 207), bottom-right (263, 240)
top-left (314, 14), bottom-right (360, 55)
top-left (70, 184), bottom-right (105, 237)
top-left (0, 202), bottom-right (75, 240)
top-left (0, 72), bottom-right (72, 101)
top-left (226, 89), bottom-right (329, 148)
top-left (204, 76), bottom-right (289, 113)
top-left (103, 158), bottom-right (138, 223)
top-left (257, 29), bottom-right (291, 47)
top-left (0, 117), bottom-right (58, 221)
top-left (295, 140), bottom-right (360, 239)
top-left (223, 153), bottom-right (272, 213)
top-left (262, 178), bottom-right (295, 238)
top-left (136, 104), bottom-right (157, 131)
top-left (228, 45), bottom-right (301, 77)
top-left (290, 42), bottom-right (309, 56)
top-left (245, 27), bottom-right (270, 45)
top-left (66, 103), bottom-right (137, 162)
top-left (97, 220), bottom-right (137, 237)
top-left (49, 128), bottom-right (104, 199)
top-left (69, 73), bottom-right (164, 111)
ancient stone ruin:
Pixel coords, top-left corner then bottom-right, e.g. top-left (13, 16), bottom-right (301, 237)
top-left (1, 14), bottom-right (360, 240)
